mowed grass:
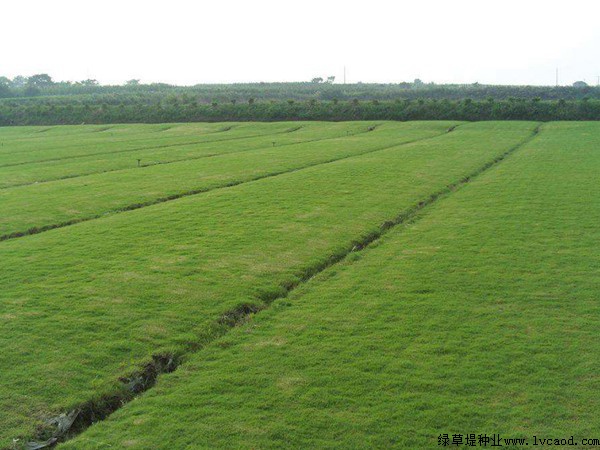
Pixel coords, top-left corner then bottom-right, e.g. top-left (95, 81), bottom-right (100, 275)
top-left (0, 123), bottom-right (186, 144)
top-left (0, 122), bottom-right (536, 444)
top-left (0, 121), bottom-right (453, 239)
top-left (0, 122), bottom-right (286, 165)
top-left (0, 122), bottom-right (374, 187)
top-left (61, 122), bottom-right (600, 449)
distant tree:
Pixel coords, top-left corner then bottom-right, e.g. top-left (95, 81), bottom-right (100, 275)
top-left (11, 75), bottom-right (27, 87)
top-left (165, 95), bottom-right (179, 105)
top-left (78, 79), bottom-right (99, 86)
top-left (0, 78), bottom-right (10, 98)
top-left (326, 76), bottom-right (335, 84)
top-left (573, 81), bottom-right (588, 88)
top-left (311, 77), bottom-right (323, 83)
top-left (23, 85), bottom-right (41, 97)
top-left (126, 79), bottom-right (140, 86)
top-left (27, 73), bottom-right (54, 87)
top-left (413, 78), bottom-right (424, 87)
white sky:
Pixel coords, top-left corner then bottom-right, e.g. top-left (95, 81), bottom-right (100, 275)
top-left (2, 0), bottom-right (600, 86)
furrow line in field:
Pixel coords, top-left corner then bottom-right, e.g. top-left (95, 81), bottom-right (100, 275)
top-left (0, 126), bottom-right (448, 242)
top-left (0, 125), bottom-right (374, 190)
top-left (22, 124), bottom-right (542, 449)
top-left (0, 126), bottom-right (302, 168)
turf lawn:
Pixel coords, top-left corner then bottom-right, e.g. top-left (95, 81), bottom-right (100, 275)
top-left (0, 122), bottom-right (373, 187)
top-left (4, 121), bottom-right (595, 449)
top-left (0, 121), bottom-right (450, 239)
top-left (62, 122), bottom-right (600, 449)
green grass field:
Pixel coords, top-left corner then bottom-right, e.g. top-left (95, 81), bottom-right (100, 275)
top-left (1, 121), bottom-right (598, 449)
top-left (0, 122), bottom-right (450, 239)
top-left (0, 122), bottom-right (373, 187)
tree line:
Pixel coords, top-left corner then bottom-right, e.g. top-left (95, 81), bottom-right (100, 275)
top-left (2, 74), bottom-right (600, 102)
top-left (2, 96), bottom-right (600, 125)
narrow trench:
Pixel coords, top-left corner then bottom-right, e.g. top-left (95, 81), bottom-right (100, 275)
top-left (0, 126), bottom-right (450, 243)
top-left (19, 124), bottom-right (540, 449)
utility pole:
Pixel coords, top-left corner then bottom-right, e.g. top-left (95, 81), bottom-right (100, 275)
top-left (343, 66), bottom-right (346, 85)
top-left (597, 75), bottom-right (599, 87)
top-left (555, 67), bottom-right (559, 87)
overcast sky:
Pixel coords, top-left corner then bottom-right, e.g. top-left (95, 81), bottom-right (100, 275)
top-left (2, 0), bottom-right (599, 86)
